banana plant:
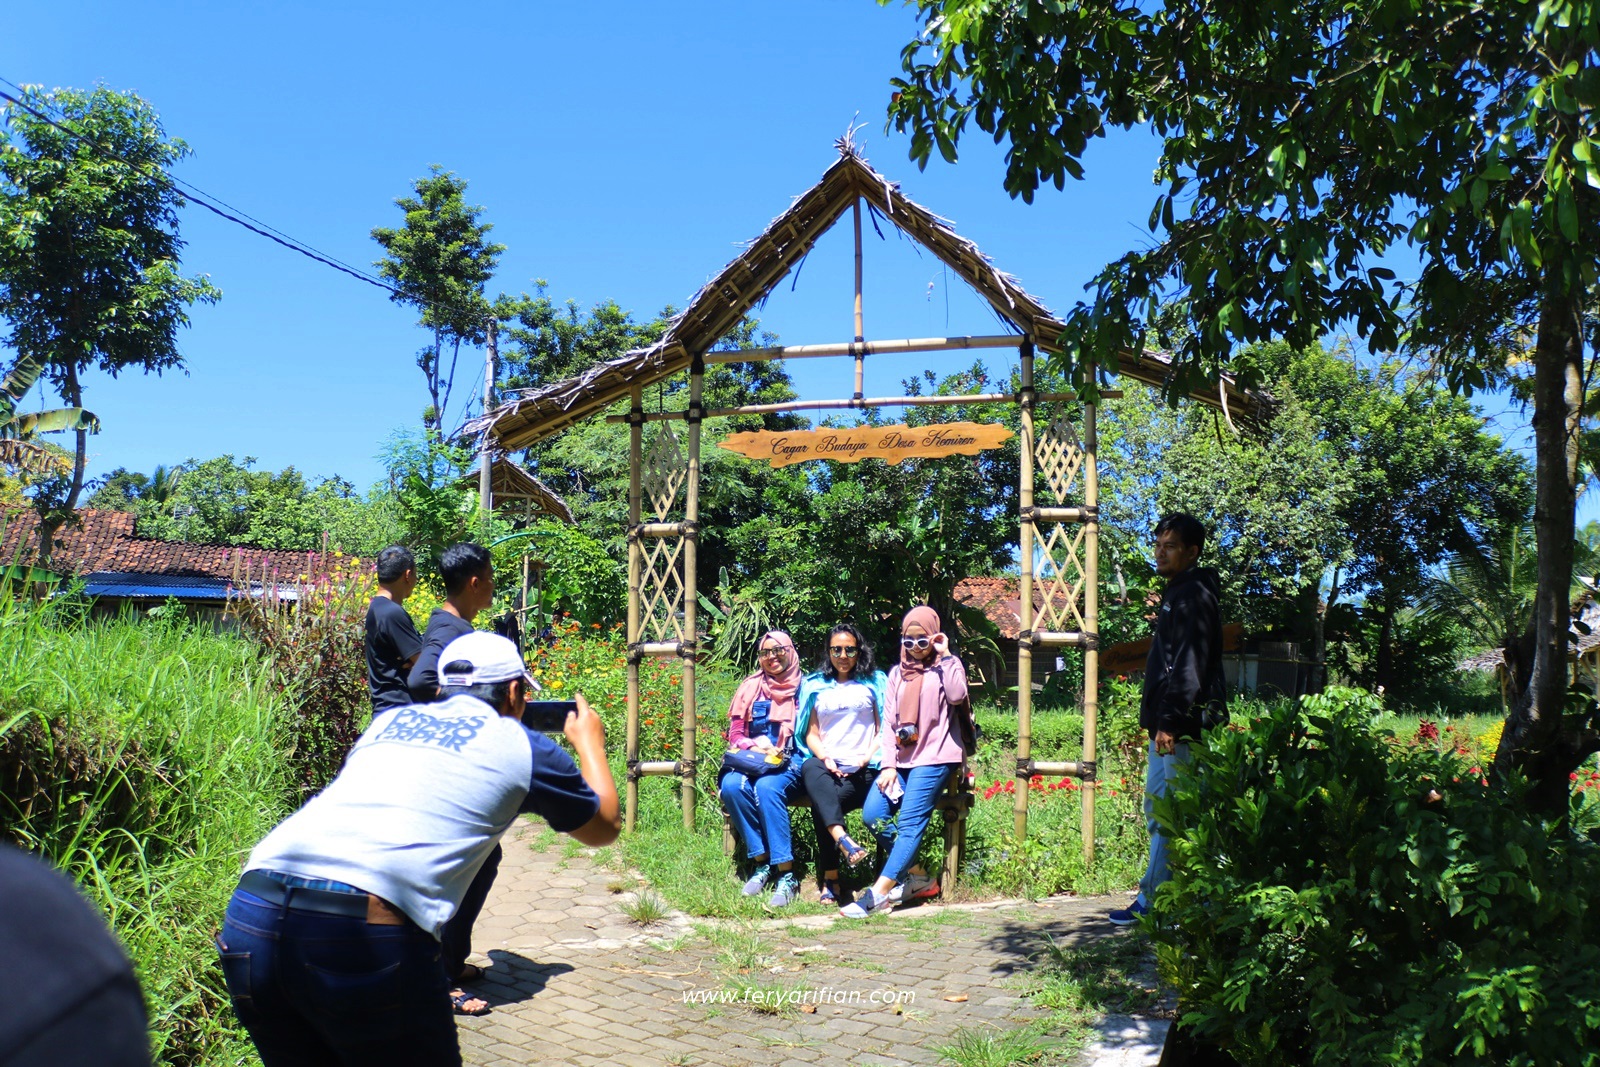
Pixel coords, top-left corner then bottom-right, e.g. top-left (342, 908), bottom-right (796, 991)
top-left (0, 351), bottom-right (99, 476)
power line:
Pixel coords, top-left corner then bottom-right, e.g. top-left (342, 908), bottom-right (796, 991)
top-left (0, 77), bottom-right (492, 326)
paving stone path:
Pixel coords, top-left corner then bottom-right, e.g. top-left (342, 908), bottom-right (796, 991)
top-left (456, 819), bottom-right (1169, 1067)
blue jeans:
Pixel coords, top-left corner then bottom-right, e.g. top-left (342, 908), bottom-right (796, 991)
top-left (719, 755), bottom-right (806, 866)
top-left (216, 882), bottom-right (459, 1066)
top-left (1136, 738), bottom-right (1191, 908)
top-left (862, 763), bottom-right (955, 884)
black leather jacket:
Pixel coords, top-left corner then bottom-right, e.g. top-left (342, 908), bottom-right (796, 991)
top-left (1139, 566), bottom-right (1226, 740)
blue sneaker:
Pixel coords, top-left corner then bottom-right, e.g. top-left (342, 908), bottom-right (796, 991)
top-left (741, 863), bottom-right (771, 896)
top-left (767, 871), bottom-right (800, 908)
top-left (1108, 900), bottom-right (1148, 926)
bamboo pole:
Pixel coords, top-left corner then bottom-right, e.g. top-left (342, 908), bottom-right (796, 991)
top-left (703, 334), bottom-right (1024, 363)
top-left (602, 391), bottom-right (1108, 424)
top-left (682, 355), bottom-right (704, 830)
top-left (1082, 401), bottom-right (1100, 866)
top-left (625, 386), bottom-right (643, 834)
top-left (1015, 340), bottom-right (1035, 841)
top-left (478, 320), bottom-right (497, 518)
top-left (852, 198), bottom-right (864, 400)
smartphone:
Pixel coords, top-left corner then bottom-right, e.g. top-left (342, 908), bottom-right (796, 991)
top-left (522, 699), bottom-right (578, 733)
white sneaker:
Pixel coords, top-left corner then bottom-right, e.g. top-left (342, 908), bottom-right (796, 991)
top-left (890, 873), bottom-right (939, 903)
top-left (839, 888), bottom-right (896, 918)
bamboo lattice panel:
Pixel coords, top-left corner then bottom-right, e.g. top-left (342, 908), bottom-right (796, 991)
top-left (1034, 409), bottom-right (1087, 632)
top-left (640, 423), bottom-right (687, 642)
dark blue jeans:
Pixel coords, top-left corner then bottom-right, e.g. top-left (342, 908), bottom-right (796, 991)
top-left (216, 882), bottom-right (459, 1066)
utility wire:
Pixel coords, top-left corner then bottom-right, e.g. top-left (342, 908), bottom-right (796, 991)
top-left (0, 76), bottom-right (492, 326)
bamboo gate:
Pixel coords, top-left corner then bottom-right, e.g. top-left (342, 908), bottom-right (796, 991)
top-left (471, 146), bottom-right (1256, 882)
top-left (608, 337), bottom-right (1105, 870)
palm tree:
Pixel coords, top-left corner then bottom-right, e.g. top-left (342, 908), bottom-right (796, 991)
top-left (1416, 521), bottom-right (1599, 705)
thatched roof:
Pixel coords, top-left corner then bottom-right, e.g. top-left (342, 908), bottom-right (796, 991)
top-left (470, 146), bottom-right (1266, 452)
top-left (457, 457), bottom-right (574, 524)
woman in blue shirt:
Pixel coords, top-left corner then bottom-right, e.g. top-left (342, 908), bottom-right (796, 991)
top-left (794, 623), bottom-right (887, 905)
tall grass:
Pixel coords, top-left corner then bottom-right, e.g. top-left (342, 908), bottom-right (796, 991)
top-left (0, 599), bottom-right (290, 1065)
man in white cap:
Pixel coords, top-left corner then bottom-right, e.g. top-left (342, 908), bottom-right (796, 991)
top-left (216, 632), bottom-right (618, 1066)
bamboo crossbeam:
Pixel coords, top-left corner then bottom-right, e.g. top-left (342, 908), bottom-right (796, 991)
top-left (1032, 631), bottom-right (1091, 648)
top-left (1024, 760), bottom-right (1089, 778)
top-left (604, 390), bottom-right (1099, 424)
top-left (633, 522), bottom-right (688, 538)
top-left (702, 334), bottom-right (1023, 363)
top-left (1023, 506), bottom-right (1097, 524)
top-left (636, 761), bottom-right (681, 777)
top-left (636, 640), bottom-right (685, 657)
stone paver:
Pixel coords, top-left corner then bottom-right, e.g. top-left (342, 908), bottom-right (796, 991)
top-left (455, 817), bottom-right (1166, 1066)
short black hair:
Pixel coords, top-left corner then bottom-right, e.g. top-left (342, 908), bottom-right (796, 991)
top-left (440, 676), bottom-right (515, 713)
top-left (816, 622), bottom-right (875, 679)
top-left (440, 543), bottom-right (493, 595)
top-left (376, 545), bottom-right (416, 584)
top-left (1155, 513), bottom-right (1206, 554)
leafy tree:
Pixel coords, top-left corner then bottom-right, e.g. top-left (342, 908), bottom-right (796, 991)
top-left (886, 0), bottom-right (1600, 808)
top-left (0, 86), bottom-right (219, 568)
top-left (371, 166), bottom-right (503, 435)
top-left (99, 454), bottom-right (404, 555)
top-left (1239, 343), bottom-right (1529, 688)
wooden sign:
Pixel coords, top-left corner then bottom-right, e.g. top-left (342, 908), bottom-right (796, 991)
top-left (718, 421), bottom-right (1013, 468)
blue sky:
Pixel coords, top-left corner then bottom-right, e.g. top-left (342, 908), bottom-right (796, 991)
top-left (2, 1), bottom-right (1571, 520)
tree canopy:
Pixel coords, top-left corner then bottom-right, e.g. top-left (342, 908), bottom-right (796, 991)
top-left (886, 0), bottom-right (1600, 807)
top-left (0, 85), bottom-right (219, 566)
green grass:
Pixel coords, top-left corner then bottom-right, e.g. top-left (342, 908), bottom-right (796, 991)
top-left (0, 602), bottom-right (292, 1065)
top-left (937, 1024), bottom-right (1054, 1066)
top-left (620, 889), bottom-right (670, 925)
top-left (1015, 931), bottom-right (1161, 1054)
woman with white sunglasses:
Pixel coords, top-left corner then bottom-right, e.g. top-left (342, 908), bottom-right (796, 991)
top-left (841, 605), bottom-right (969, 918)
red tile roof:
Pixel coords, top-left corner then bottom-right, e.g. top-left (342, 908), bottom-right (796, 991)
top-left (953, 576), bottom-right (1075, 639)
top-left (2, 509), bottom-right (318, 581)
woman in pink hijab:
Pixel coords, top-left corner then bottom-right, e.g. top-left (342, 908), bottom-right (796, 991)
top-left (718, 631), bottom-right (809, 907)
top-left (840, 606), bottom-right (969, 918)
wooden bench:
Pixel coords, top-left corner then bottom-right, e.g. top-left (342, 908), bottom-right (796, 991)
top-left (719, 769), bottom-right (975, 888)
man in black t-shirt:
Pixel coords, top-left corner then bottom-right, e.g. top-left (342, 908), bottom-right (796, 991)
top-left (407, 543), bottom-right (496, 704)
top-left (364, 546), bottom-right (424, 716)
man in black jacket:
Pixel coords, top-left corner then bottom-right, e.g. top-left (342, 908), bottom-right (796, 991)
top-left (1110, 513), bottom-right (1225, 925)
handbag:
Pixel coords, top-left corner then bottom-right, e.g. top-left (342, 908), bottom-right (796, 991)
top-left (720, 748), bottom-right (789, 778)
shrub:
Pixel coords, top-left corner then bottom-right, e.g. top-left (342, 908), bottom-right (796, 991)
top-left (1152, 687), bottom-right (1600, 1066)
top-left (229, 540), bottom-right (375, 799)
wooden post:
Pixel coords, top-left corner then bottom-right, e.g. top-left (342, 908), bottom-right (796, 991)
top-left (478, 319), bottom-right (497, 518)
top-left (1015, 340), bottom-right (1035, 841)
top-left (1082, 401), bottom-right (1100, 865)
top-left (682, 354), bottom-right (705, 829)
top-left (625, 386), bottom-right (643, 834)
top-left (852, 198), bottom-right (864, 400)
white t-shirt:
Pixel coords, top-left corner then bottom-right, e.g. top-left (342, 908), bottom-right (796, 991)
top-left (812, 681), bottom-right (878, 769)
top-left (245, 694), bottom-right (598, 938)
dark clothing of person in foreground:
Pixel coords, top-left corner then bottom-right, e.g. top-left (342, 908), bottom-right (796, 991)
top-left (0, 844), bottom-right (150, 1067)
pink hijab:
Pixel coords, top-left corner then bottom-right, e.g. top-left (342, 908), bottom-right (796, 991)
top-left (895, 606), bottom-right (941, 728)
top-left (728, 630), bottom-right (801, 728)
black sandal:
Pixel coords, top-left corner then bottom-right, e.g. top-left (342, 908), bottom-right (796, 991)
top-left (450, 989), bottom-right (491, 1016)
